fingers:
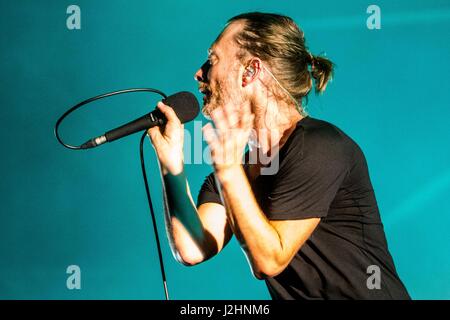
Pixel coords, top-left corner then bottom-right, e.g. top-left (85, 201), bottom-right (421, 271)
top-left (204, 121), bottom-right (228, 161)
top-left (147, 126), bottom-right (162, 146)
top-left (148, 101), bottom-right (185, 147)
top-left (239, 101), bottom-right (253, 128)
top-left (211, 102), bottom-right (253, 131)
top-left (223, 102), bottom-right (239, 128)
top-left (202, 122), bottom-right (219, 152)
top-left (210, 108), bottom-right (228, 133)
top-left (157, 101), bottom-right (181, 125)
top-left (241, 109), bottom-right (255, 131)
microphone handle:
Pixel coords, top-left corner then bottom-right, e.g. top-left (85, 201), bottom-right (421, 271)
top-left (80, 109), bottom-right (166, 149)
top-left (105, 109), bottom-right (164, 142)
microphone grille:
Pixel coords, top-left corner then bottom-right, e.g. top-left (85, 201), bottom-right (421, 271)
top-left (162, 91), bottom-right (199, 123)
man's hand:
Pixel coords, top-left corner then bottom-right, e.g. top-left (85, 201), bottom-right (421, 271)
top-left (147, 102), bottom-right (184, 175)
top-left (202, 101), bottom-right (255, 180)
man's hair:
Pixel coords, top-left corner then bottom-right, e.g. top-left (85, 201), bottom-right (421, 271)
top-left (227, 12), bottom-right (333, 108)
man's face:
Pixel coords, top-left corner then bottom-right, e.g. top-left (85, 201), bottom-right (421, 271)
top-left (194, 22), bottom-right (246, 117)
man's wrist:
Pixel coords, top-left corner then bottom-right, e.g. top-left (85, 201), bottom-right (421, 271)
top-left (215, 164), bottom-right (244, 186)
top-left (162, 161), bottom-right (184, 176)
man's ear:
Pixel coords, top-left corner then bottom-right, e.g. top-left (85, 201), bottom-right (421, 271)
top-left (242, 59), bottom-right (262, 87)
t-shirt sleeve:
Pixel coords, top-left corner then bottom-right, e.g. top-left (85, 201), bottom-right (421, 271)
top-left (267, 127), bottom-right (350, 220)
top-left (196, 172), bottom-right (224, 207)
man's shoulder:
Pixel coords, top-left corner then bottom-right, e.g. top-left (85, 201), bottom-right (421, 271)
top-left (294, 116), bottom-right (356, 148)
top-left (283, 116), bottom-right (360, 163)
top-left (301, 117), bottom-right (350, 142)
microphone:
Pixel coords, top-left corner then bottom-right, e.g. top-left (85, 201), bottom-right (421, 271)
top-left (80, 91), bottom-right (199, 149)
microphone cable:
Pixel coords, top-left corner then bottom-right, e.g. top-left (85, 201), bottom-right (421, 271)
top-left (54, 88), bottom-right (170, 300)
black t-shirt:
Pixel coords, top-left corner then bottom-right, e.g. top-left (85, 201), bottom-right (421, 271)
top-left (197, 116), bottom-right (410, 300)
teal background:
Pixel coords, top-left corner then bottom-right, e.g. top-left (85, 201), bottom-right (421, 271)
top-left (1, 0), bottom-right (449, 299)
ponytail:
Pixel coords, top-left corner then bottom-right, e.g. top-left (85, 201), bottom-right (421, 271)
top-left (310, 54), bottom-right (334, 93)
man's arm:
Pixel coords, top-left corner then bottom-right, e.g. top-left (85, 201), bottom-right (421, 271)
top-left (162, 169), bottom-right (232, 265)
top-left (202, 104), bottom-right (321, 279)
top-left (148, 102), bottom-right (232, 265)
top-left (217, 165), bottom-right (320, 278)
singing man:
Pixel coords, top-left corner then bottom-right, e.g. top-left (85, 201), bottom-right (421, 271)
top-left (148, 12), bottom-right (410, 299)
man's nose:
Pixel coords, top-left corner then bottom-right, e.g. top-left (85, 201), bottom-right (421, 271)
top-left (194, 68), bottom-right (203, 82)
top-left (194, 60), bottom-right (210, 82)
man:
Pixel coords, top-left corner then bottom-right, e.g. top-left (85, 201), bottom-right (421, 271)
top-left (148, 12), bottom-right (410, 299)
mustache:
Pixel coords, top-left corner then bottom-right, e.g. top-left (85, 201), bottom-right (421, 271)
top-left (198, 82), bottom-right (211, 94)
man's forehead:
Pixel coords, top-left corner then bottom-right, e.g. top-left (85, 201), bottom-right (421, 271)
top-left (208, 21), bottom-right (243, 56)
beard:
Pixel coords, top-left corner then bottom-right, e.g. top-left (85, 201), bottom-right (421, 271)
top-left (201, 78), bottom-right (245, 118)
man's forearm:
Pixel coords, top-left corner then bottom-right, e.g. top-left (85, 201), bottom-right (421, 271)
top-left (163, 170), bottom-right (203, 239)
top-left (216, 165), bottom-right (284, 276)
top-left (162, 169), bottom-right (210, 264)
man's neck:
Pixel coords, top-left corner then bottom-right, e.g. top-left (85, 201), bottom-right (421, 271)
top-left (246, 101), bottom-right (303, 179)
top-left (256, 104), bottom-right (303, 156)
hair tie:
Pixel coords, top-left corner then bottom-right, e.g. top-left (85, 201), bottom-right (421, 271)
top-left (308, 53), bottom-right (315, 71)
